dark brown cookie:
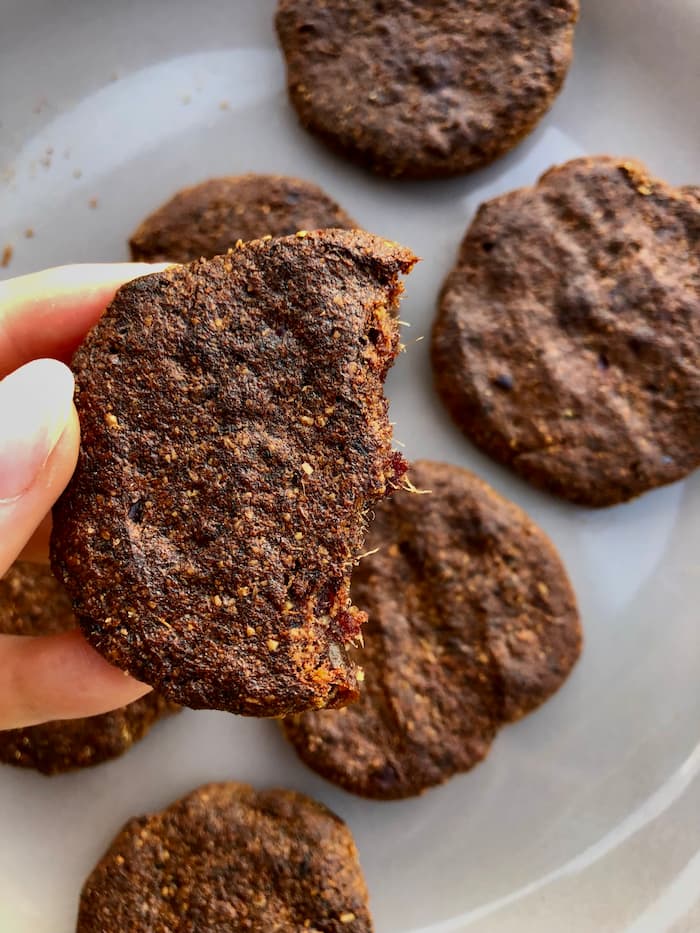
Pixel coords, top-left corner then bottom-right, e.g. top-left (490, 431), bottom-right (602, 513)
top-left (284, 460), bottom-right (581, 800)
top-left (432, 156), bottom-right (700, 507)
top-left (275, 0), bottom-right (579, 179)
top-left (0, 563), bottom-right (179, 776)
top-left (129, 174), bottom-right (357, 263)
top-left (77, 782), bottom-right (373, 932)
top-left (51, 230), bottom-right (416, 716)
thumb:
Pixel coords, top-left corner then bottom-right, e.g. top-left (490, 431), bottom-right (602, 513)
top-left (0, 358), bottom-right (79, 577)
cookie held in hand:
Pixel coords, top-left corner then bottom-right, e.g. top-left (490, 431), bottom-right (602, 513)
top-left (51, 230), bottom-right (416, 715)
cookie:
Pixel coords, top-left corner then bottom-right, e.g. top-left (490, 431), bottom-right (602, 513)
top-left (275, 0), bottom-right (579, 179)
top-left (51, 230), bottom-right (416, 716)
top-left (77, 782), bottom-right (373, 932)
top-left (284, 460), bottom-right (581, 800)
top-left (0, 563), bottom-right (178, 776)
top-left (129, 174), bottom-right (357, 263)
top-left (432, 156), bottom-right (700, 507)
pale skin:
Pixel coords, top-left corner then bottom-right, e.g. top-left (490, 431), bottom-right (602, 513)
top-left (0, 263), bottom-right (171, 729)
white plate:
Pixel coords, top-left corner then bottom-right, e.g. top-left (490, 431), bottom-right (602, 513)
top-left (1, 1), bottom-right (699, 931)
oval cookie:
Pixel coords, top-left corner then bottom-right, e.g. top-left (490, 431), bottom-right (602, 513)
top-left (77, 782), bottom-right (373, 932)
top-left (276, 0), bottom-right (579, 178)
top-left (432, 156), bottom-right (700, 506)
top-left (51, 230), bottom-right (415, 716)
top-left (130, 174), bottom-right (356, 263)
top-left (284, 461), bottom-right (581, 799)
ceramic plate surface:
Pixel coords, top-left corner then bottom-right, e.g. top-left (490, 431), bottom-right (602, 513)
top-left (1, 1), bottom-right (699, 931)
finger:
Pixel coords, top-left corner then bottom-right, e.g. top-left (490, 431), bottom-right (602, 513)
top-left (0, 262), bottom-right (172, 377)
top-left (0, 359), bottom-right (79, 576)
top-left (0, 629), bottom-right (152, 729)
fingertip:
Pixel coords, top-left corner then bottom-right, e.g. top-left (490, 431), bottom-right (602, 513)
top-left (0, 394), bottom-right (78, 576)
top-left (0, 358), bottom-right (76, 504)
top-left (26, 356), bottom-right (75, 392)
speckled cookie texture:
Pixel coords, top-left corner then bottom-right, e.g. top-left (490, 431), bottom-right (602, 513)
top-left (51, 230), bottom-right (416, 716)
top-left (77, 782), bottom-right (373, 932)
top-left (284, 460), bottom-right (581, 800)
top-left (432, 156), bottom-right (700, 507)
top-left (129, 174), bottom-right (357, 263)
top-left (0, 563), bottom-right (178, 776)
top-left (275, 0), bottom-right (579, 179)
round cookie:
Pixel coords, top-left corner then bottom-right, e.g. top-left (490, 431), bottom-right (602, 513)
top-left (77, 782), bottom-right (373, 932)
top-left (51, 230), bottom-right (415, 716)
top-left (284, 460), bottom-right (581, 800)
top-left (275, 0), bottom-right (579, 179)
top-left (432, 156), bottom-right (700, 507)
top-left (129, 174), bottom-right (357, 263)
top-left (0, 563), bottom-right (179, 776)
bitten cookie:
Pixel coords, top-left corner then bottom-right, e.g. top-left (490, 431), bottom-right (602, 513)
top-left (276, 0), bottom-right (578, 178)
top-left (432, 157), bottom-right (700, 506)
top-left (129, 174), bottom-right (356, 263)
top-left (51, 230), bottom-right (416, 716)
top-left (284, 461), bottom-right (581, 799)
top-left (77, 782), bottom-right (373, 932)
top-left (0, 563), bottom-right (178, 775)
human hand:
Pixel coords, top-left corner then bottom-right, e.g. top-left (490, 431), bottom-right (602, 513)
top-left (0, 263), bottom-right (169, 729)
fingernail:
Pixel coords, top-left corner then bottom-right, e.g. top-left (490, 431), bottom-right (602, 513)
top-left (0, 359), bottom-right (74, 502)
